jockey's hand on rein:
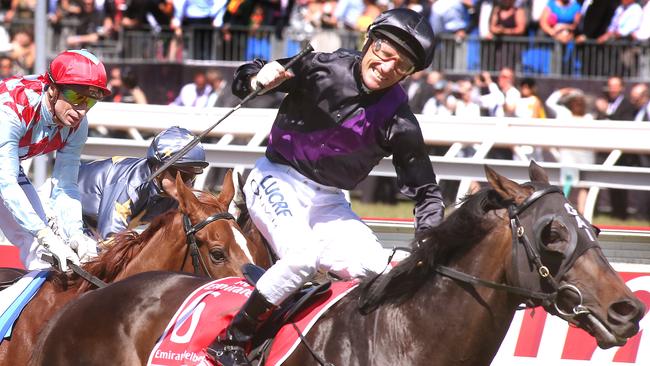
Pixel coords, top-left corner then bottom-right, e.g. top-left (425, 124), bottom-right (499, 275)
top-left (37, 228), bottom-right (80, 272)
top-left (68, 233), bottom-right (99, 263)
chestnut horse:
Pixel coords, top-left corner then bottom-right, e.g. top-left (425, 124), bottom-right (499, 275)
top-left (30, 162), bottom-right (646, 366)
top-left (1, 170), bottom-right (270, 366)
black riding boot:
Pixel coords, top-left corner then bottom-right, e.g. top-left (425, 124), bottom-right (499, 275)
top-left (206, 289), bottom-right (275, 366)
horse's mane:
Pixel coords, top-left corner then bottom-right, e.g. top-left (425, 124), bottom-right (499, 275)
top-left (358, 187), bottom-right (510, 313)
top-left (74, 191), bottom-right (226, 292)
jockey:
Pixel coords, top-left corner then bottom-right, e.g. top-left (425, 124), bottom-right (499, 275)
top-left (77, 126), bottom-right (209, 241)
top-left (0, 49), bottom-right (110, 272)
top-left (207, 8), bottom-right (444, 366)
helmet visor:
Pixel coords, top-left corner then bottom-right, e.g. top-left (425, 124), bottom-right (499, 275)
top-left (167, 166), bottom-right (201, 184)
top-left (61, 87), bottom-right (99, 110)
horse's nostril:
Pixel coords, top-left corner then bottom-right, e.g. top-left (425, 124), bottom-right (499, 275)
top-left (608, 299), bottom-right (642, 324)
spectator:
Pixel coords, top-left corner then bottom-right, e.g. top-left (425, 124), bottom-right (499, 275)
top-left (515, 77), bottom-right (545, 119)
top-left (630, 82), bottom-right (650, 122)
top-left (476, 67), bottom-right (520, 117)
top-left (0, 55), bottom-right (14, 80)
top-left (545, 88), bottom-right (594, 214)
top-left (486, 0), bottom-right (527, 70)
top-left (597, 0), bottom-right (643, 44)
top-left (206, 69), bottom-right (238, 107)
top-left (104, 67), bottom-right (124, 102)
top-left (402, 69), bottom-right (432, 114)
top-left (322, 0), bottom-right (364, 30)
top-left (120, 67), bottom-right (148, 104)
top-left (422, 79), bottom-right (453, 116)
top-left (65, 0), bottom-right (115, 48)
top-left (355, 0), bottom-right (382, 31)
top-left (601, 0), bottom-right (644, 75)
top-left (9, 28), bottom-right (34, 74)
top-left (4, 0), bottom-right (35, 33)
top-left (596, 76), bottom-right (636, 121)
top-left (487, 0), bottom-right (526, 40)
top-left (170, 70), bottom-right (212, 107)
top-left (629, 82), bottom-right (650, 220)
top-left (449, 79), bottom-right (481, 118)
top-left (575, 0), bottom-right (618, 42)
top-left (121, 0), bottom-right (174, 60)
top-left (123, 0), bottom-right (174, 30)
top-left (539, 0), bottom-right (581, 44)
top-left (515, 77), bottom-right (546, 161)
top-left (430, 0), bottom-right (476, 42)
top-left (595, 76), bottom-right (636, 220)
top-left (171, 0), bottom-right (224, 60)
top-left (633, 0), bottom-right (650, 41)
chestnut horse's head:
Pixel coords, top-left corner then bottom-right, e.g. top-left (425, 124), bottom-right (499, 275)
top-left (487, 161), bottom-right (646, 348)
top-left (79, 170), bottom-right (265, 288)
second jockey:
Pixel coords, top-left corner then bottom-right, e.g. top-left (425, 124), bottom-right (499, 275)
top-left (79, 127), bottom-right (208, 240)
top-left (77, 126), bottom-right (209, 241)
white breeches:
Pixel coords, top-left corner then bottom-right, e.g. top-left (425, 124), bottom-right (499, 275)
top-left (244, 157), bottom-right (389, 305)
top-left (0, 174), bottom-right (50, 270)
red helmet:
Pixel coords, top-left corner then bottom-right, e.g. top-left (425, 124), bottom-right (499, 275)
top-left (48, 49), bottom-right (111, 97)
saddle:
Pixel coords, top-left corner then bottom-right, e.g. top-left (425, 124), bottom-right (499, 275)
top-left (0, 268), bottom-right (28, 291)
top-left (240, 264), bottom-right (332, 363)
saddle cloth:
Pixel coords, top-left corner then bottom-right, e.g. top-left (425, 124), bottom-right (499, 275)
top-left (0, 270), bottom-right (48, 343)
top-left (147, 277), bottom-right (358, 366)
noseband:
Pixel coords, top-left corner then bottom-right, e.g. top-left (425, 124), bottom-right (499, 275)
top-left (182, 212), bottom-right (236, 277)
top-left (436, 186), bottom-right (597, 320)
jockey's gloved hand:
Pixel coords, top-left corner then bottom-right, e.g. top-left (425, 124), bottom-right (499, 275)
top-left (68, 233), bottom-right (99, 263)
top-left (251, 61), bottom-right (294, 94)
top-left (36, 228), bottom-right (80, 272)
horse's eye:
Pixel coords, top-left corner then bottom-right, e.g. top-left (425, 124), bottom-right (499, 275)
top-left (210, 249), bottom-right (227, 264)
top-left (539, 220), bottom-right (569, 250)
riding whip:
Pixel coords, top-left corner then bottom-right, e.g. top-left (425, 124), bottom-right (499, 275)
top-left (146, 43), bottom-right (315, 182)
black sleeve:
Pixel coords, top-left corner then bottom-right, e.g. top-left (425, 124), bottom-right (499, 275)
top-left (231, 53), bottom-right (318, 99)
top-left (388, 104), bottom-right (445, 232)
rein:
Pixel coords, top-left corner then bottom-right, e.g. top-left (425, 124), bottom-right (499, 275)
top-left (435, 186), bottom-right (590, 317)
top-left (182, 212), bottom-right (235, 277)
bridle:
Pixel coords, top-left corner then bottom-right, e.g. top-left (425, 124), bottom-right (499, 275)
top-left (181, 212), bottom-right (236, 277)
top-left (435, 185), bottom-right (599, 320)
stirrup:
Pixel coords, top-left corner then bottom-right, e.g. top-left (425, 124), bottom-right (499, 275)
top-left (206, 340), bottom-right (252, 366)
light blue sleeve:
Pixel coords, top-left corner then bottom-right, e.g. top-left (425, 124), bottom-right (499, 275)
top-left (0, 107), bottom-right (48, 235)
top-left (50, 119), bottom-right (88, 239)
top-left (174, 0), bottom-right (188, 21)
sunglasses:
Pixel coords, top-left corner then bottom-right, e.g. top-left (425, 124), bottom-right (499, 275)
top-left (61, 88), bottom-right (99, 109)
top-left (370, 38), bottom-right (415, 76)
top-left (167, 167), bottom-right (199, 184)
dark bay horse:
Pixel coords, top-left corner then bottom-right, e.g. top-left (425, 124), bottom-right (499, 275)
top-left (1, 170), bottom-right (270, 366)
top-left (30, 162), bottom-right (646, 366)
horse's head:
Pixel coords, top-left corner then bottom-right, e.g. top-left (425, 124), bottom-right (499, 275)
top-left (487, 161), bottom-right (646, 349)
top-left (172, 169), bottom-right (254, 278)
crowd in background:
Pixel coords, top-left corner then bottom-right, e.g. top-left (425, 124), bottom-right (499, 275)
top-left (1, 1), bottom-right (650, 64)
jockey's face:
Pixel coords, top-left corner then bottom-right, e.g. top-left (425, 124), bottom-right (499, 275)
top-left (361, 37), bottom-right (414, 91)
top-left (158, 167), bottom-right (199, 197)
top-left (48, 84), bottom-right (101, 128)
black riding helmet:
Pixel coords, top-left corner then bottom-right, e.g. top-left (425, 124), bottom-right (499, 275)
top-left (367, 8), bottom-right (436, 72)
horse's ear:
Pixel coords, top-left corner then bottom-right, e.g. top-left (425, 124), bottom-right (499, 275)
top-left (528, 160), bottom-right (550, 184)
top-left (484, 165), bottom-right (528, 204)
top-left (217, 169), bottom-right (235, 207)
top-left (175, 172), bottom-right (201, 214)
